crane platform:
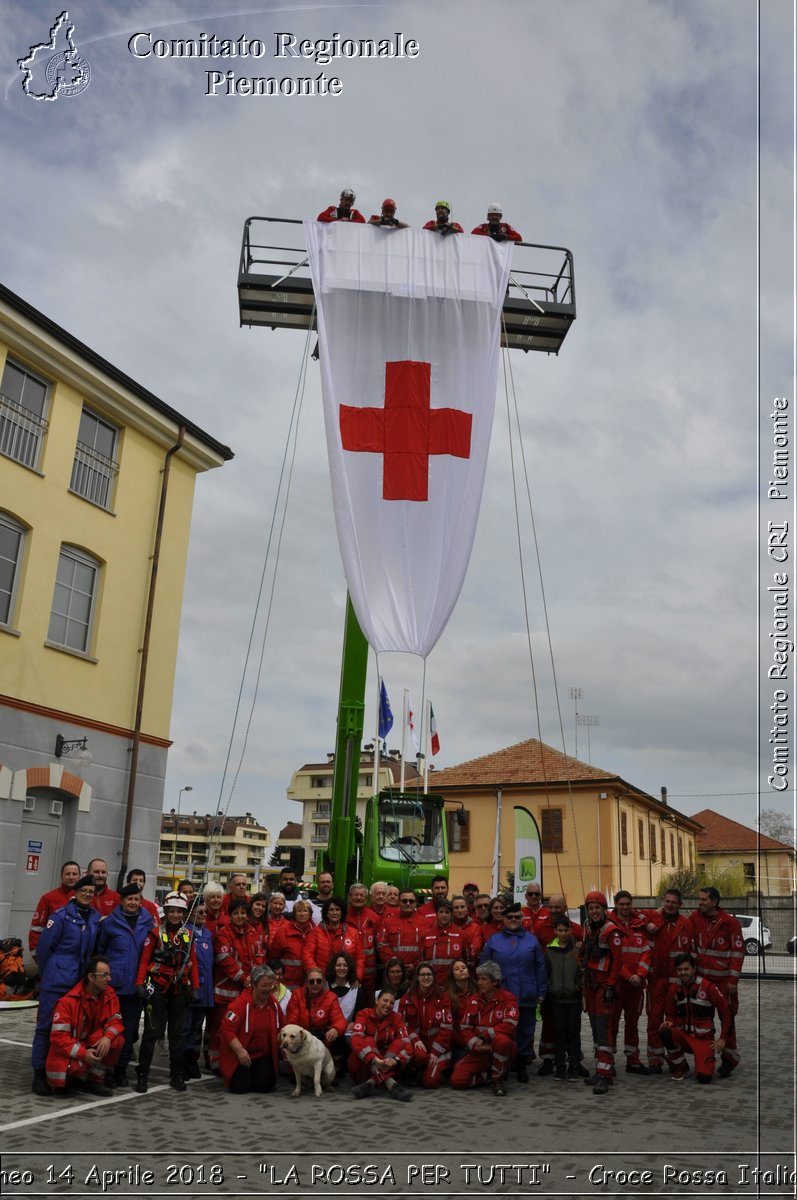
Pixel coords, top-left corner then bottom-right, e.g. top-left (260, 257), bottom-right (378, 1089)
top-left (237, 217), bottom-right (576, 354)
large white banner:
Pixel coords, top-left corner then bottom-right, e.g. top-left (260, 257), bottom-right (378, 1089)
top-left (305, 221), bottom-right (513, 657)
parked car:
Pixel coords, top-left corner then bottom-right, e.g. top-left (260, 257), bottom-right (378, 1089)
top-left (733, 914), bottom-right (772, 955)
top-left (787, 934), bottom-right (796, 956)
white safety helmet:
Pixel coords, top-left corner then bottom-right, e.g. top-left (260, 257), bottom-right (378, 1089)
top-left (340, 187), bottom-right (355, 199)
top-left (487, 203), bottom-right (503, 215)
top-left (163, 892), bottom-right (188, 911)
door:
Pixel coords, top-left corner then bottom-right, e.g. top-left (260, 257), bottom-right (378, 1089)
top-left (8, 789), bottom-right (67, 959)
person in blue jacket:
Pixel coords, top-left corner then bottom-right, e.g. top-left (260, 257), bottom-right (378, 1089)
top-left (95, 882), bottom-right (154, 1085)
top-left (32, 874), bottom-right (100, 1096)
top-left (182, 900), bottom-right (215, 1079)
top-left (481, 902), bottom-right (547, 1083)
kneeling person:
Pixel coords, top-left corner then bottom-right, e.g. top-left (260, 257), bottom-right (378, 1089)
top-left (659, 953), bottom-right (731, 1083)
top-left (220, 965), bottom-right (283, 1093)
top-left (46, 957), bottom-right (123, 1096)
top-left (348, 988), bottom-right (413, 1100)
top-left (450, 961), bottom-right (518, 1096)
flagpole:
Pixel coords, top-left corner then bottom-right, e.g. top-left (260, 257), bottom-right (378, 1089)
top-left (400, 689), bottom-right (408, 792)
top-left (423, 699), bottom-right (430, 794)
top-left (374, 668), bottom-right (381, 799)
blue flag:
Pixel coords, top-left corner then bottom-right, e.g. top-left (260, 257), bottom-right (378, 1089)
top-left (378, 679), bottom-right (394, 738)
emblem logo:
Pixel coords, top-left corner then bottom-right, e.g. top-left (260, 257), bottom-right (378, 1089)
top-left (18, 11), bottom-right (91, 101)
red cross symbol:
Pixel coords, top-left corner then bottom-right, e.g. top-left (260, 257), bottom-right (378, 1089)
top-left (339, 361), bottom-right (472, 501)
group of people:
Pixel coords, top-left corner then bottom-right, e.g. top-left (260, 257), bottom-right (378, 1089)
top-left (27, 860), bottom-right (744, 1102)
top-left (317, 189), bottom-right (523, 242)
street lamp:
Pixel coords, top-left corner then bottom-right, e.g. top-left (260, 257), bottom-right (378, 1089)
top-left (171, 786), bottom-right (193, 887)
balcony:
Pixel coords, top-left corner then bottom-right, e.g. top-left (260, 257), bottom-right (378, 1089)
top-left (311, 809), bottom-right (332, 821)
top-left (310, 835), bottom-right (329, 846)
top-left (0, 392), bottom-right (48, 470)
top-left (69, 441), bottom-right (118, 509)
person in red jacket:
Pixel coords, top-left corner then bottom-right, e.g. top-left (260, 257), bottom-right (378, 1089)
top-left (377, 889), bottom-right (425, 974)
top-left (349, 989), bottom-right (414, 1100)
top-left (29, 861), bottom-right (80, 956)
top-left (422, 901), bottom-right (465, 986)
top-left (423, 201), bottom-right (463, 236)
top-left (471, 203), bottom-right (522, 242)
top-left (207, 898), bottom-right (265, 1072)
top-left (451, 895), bottom-right (483, 967)
top-left (134, 894), bottom-right (199, 1093)
top-left (345, 884), bottom-right (379, 999)
top-left (659, 953), bottom-right (732, 1082)
top-left (87, 858), bottom-right (120, 918)
top-left (417, 876), bottom-right (450, 925)
top-left (270, 898), bottom-right (314, 986)
top-left (368, 198), bottom-right (408, 228)
top-left (221, 873), bottom-right (250, 914)
top-left (643, 888), bottom-right (694, 1072)
top-left (450, 961), bottom-right (518, 1096)
top-left (609, 891), bottom-right (652, 1073)
top-left (219, 965), bottom-right (283, 1092)
top-left (579, 890), bottom-right (623, 1094)
top-left (46, 956), bottom-right (124, 1096)
top-left (398, 964), bottom-right (452, 1088)
top-left (286, 969), bottom-right (347, 1073)
top-left (304, 897), bottom-right (364, 981)
top-left (689, 887), bottom-right (745, 1076)
top-left (317, 187), bottom-right (365, 224)
top-left (520, 883), bottom-right (551, 935)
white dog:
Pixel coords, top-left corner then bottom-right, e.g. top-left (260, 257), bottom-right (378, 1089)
top-left (278, 1024), bottom-right (336, 1098)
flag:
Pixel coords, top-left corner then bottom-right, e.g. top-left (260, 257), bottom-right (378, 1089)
top-left (378, 678), bottom-right (393, 739)
top-left (407, 692), bottom-right (419, 752)
top-left (429, 703), bottom-right (440, 757)
top-left (305, 221), bottom-right (513, 656)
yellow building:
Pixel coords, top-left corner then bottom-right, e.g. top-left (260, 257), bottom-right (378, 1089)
top-left (692, 808), bottom-right (797, 897)
top-left (0, 282), bottom-right (232, 939)
top-left (157, 811), bottom-right (272, 898)
top-left (429, 739), bottom-right (701, 903)
top-left (288, 749), bottom-right (420, 883)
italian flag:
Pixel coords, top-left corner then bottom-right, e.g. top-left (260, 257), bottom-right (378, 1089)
top-left (429, 703), bottom-right (440, 757)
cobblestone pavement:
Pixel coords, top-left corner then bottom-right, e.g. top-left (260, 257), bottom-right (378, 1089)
top-left (1, 979), bottom-right (794, 1198)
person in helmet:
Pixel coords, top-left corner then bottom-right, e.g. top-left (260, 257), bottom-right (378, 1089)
top-left (317, 187), bottom-right (366, 223)
top-left (579, 891), bottom-right (624, 1095)
top-left (423, 201), bottom-right (463, 236)
top-left (368, 198), bottom-right (408, 228)
top-left (472, 203), bottom-right (522, 242)
top-left (133, 891), bottom-right (199, 1093)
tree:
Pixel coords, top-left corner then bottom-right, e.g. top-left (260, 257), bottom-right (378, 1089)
top-left (758, 809), bottom-right (796, 848)
top-left (657, 861), bottom-right (746, 899)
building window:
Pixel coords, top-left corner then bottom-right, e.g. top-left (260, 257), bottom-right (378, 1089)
top-left (649, 824), bottom-right (657, 863)
top-left (70, 408), bottom-right (119, 509)
top-left (638, 818), bottom-right (645, 859)
top-left (446, 809), bottom-right (470, 853)
top-left (620, 810), bottom-right (628, 855)
top-left (0, 358), bottom-right (49, 470)
top-left (541, 808), bottom-right (564, 853)
top-left (670, 833), bottom-right (675, 864)
top-left (311, 776), bottom-right (330, 789)
top-left (677, 837), bottom-right (683, 867)
top-left (0, 512), bottom-right (25, 627)
top-left (743, 862), bottom-right (755, 888)
top-left (47, 545), bottom-right (100, 653)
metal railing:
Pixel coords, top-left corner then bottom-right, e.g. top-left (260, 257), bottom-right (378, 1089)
top-left (69, 441), bottom-right (118, 509)
top-left (0, 392), bottom-right (48, 469)
top-left (239, 216), bottom-right (576, 312)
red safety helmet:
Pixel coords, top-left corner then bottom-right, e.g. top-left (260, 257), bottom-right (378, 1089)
top-left (382, 198), bottom-right (396, 211)
top-left (585, 890), bottom-right (608, 907)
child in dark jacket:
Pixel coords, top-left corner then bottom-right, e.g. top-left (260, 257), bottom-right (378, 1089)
top-left (544, 916), bottom-right (583, 1080)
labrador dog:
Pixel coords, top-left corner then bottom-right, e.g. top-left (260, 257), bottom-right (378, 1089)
top-left (279, 1023), bottom-right (336, 1097)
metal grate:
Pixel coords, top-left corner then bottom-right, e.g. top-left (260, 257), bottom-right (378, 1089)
top-left (69, 441), bottom-right (119, 508)
top-left (0, 392), bottom-right (48, 469)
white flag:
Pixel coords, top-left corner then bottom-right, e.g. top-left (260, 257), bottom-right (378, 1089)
top-left (305, 221), bottom-right (513, 657)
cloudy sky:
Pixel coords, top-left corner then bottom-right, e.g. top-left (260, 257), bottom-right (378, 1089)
top-left (3, 0), bottom-right (792, 841)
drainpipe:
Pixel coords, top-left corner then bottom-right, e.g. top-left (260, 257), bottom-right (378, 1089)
top-left (117, 426), bottom-right (186, 889)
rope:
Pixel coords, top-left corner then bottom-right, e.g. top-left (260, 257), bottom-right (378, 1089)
top-left (198, 310), bottom-right (316, 883)
top-left (500, 324), bottom-right (586, 898)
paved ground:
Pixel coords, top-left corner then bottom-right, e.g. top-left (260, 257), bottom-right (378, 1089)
top-left (0, 978), bottom-right (794, 1198)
